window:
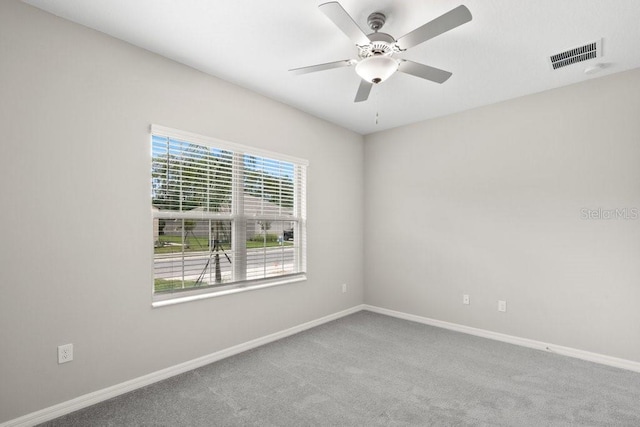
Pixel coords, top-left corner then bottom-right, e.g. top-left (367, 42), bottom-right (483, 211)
top-left (151, 125), bottom-right (307, 303)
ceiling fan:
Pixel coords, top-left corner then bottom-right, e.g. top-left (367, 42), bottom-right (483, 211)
top-left (290, 2), bottom-right (472, 102)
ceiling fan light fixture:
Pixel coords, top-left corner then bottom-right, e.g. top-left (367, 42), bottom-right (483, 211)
top-left (355, 55), bottom-right (398, 84)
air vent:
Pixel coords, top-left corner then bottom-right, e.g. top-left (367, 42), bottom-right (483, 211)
top-left (549, 40), bottom-right (601, 70)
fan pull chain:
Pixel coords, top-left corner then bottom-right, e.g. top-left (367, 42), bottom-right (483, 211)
top-left (375, 91), bottom-right (381, 125)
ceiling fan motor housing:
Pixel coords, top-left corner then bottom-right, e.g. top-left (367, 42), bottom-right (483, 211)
top-left (359, 40), bottom-right (394, 58)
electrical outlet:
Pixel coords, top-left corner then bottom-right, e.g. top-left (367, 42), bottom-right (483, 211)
top-left (342, 283), bottom-right (347, 293)
top-left (498, 300), bottom-right (507, 312)
top-left (58, 344), bottom-right (73, 364)
top-left (463, 294), bottom-right (470, 305)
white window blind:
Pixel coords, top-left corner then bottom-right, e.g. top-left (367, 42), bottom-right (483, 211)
top-left (151, 125), bottom-right (307, 299)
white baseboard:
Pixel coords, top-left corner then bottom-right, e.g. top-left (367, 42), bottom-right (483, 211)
top-left (1, 305), bottom-right (365, 427)
top-left (363, 304), bottom-right (640, 374)
top-left (6, 303), bottom-right (640, 426)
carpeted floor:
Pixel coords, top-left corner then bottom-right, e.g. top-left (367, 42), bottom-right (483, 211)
top-left (41, 311), bottom-right (640, 426)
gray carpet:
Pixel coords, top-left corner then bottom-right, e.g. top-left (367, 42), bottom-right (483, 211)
top-left (41, 311), bottom-right (640, 426)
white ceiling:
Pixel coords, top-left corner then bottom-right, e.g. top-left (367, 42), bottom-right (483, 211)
top-left (24, 0), bottom-right (640, 135)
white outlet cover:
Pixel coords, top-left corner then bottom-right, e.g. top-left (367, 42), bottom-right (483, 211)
top-left (58, 344), bottom-right (73, 364)
top-left (498, 300), bottom-right (507, 312)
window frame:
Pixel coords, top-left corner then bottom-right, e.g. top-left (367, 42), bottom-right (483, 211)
top-left (150, 125), bottom-right (308, 307)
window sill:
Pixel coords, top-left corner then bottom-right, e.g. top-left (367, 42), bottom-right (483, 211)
top-left (151, 275), bottom-right (307, 308)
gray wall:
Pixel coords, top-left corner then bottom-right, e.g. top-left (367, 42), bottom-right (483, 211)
top-left (364, 68), bottom-right (640, 362)
top-left (0, 1), bottom-right (363, 422)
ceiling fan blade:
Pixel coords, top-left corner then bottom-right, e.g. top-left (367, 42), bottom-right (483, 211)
top-left (319, 2), bottom-right (370, 46)
top-left (289, 59), bottom-right (354, 75)
top-left (354, 79), bottom-right (373, 102)
top-left (398, 60), bottom-right (452, 84)
top-left (396, 5), bottom-right (472, 50)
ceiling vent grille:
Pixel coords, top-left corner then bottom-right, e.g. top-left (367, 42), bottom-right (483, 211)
top-left (549, 40), bottom-right (601, 70)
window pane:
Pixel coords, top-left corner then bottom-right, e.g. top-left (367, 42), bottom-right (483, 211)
top-left (243, 154), bottom-right (295, 216)
top-left (245, 220), bottom-right (297, 281)
top-left (152, 136), bottom-right (232, 213)
top-left (154, 219), bottom-right (232, 292)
